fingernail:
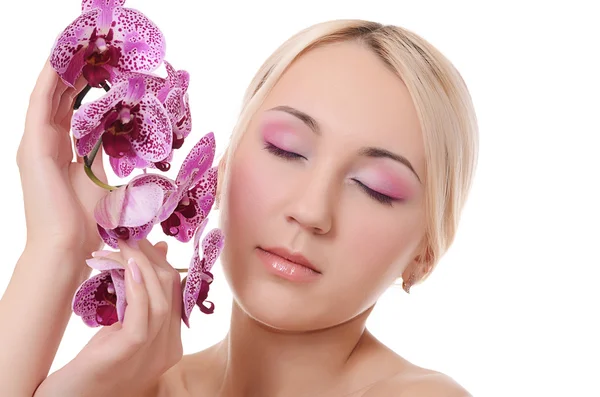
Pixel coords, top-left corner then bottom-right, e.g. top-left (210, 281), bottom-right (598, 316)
top-left (127, 258), bottom-right (143, 284)
top-left (91, 250), bottom-right (114, 258)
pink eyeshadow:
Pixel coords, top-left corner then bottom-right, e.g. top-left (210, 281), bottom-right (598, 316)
top-left (356, 167), bottom-right (413, 199)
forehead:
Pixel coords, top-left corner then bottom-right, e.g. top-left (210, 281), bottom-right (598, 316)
top-left (258, 41), bottom-right (425, 175)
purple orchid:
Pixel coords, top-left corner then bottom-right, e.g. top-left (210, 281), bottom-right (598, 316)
top-left (72, 256), bottom-right (127, 327)
top-left (181, 218), bottom-right (225, 327)
top-left (95, 173), bottom-right (178, 249)
top-left (72, 74), bottom-right (173, 177)
top-left (111, 61), bottom-right (193, 174)
top-left (94, 132), bottom-right (217, 248)
top-left (50, 0), bottom-right (165, 88)
top-left (159, 133), bottom-right (218, 243)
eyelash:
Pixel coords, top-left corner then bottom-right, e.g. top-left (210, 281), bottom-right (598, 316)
top-left (263, 142), bottom-right (305, 160)
top-left (352, 179), bottom-right (396, 206)
top-left (264, 142), bottom-right (396, 206)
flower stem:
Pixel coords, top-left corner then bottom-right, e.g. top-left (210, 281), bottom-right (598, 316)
top-left (73, 82), bottom-right (111, 110)
top-left (75, 82), bottom-right (118, 191)
top-left (175, 268), bottom-right (189, 273)
top-left (84, 163), bottom-right (119, 191)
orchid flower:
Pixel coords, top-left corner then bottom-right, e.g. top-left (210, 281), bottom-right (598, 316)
top-left (72, 256), bottom-right (127, 327)
top-left (181, 218), bottom-right (225, 327)
top-left (95, 173), bottom-right (178, 248)
top-left (50, 0), bottom-right (165, 88)
top-left (112, 61), bottom-right (193, 174)
top-left (159, 133), bottom-right (218, 242)
top-left (94, 132), bottom-right (217, 248)
top-left (72, 75), bottom-right (173, 177)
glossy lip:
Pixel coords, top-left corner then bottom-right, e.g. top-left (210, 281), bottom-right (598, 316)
top-left (260, 246), bottom-right (321, 273)
top-left (256, 246), bottom-right (322, 283)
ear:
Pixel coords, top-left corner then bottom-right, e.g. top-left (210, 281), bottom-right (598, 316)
top-left (401, 244), bottom-right (434, 291)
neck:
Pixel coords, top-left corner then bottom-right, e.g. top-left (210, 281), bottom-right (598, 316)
top-left (215, 301), bottom-right (374, 397)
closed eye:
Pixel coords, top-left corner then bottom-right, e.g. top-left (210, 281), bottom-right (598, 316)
top-left (351, 179), bottom-right (397, 206)
top-left (263, 142), bottom-right (305, 160)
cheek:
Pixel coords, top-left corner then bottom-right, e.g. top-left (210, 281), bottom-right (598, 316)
top-left (335, 203), bottom-right (425, 283)
top-left (221, 146), bottom-right (286, 240)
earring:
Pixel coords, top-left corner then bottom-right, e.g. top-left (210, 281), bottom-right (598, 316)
top-left (402, 273), bottom-right (416, 294)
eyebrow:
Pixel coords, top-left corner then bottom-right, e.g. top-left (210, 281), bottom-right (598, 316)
top-left (268, 105), bottom-right (421, 183)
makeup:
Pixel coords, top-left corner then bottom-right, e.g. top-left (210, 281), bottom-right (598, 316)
top-left (351, 166), bottom-right (412, 201)
top-left (255, 247), bottom-right (321, 283)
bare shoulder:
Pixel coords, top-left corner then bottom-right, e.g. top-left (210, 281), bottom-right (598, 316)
top-left (363, 369), bottom-right (471, 397)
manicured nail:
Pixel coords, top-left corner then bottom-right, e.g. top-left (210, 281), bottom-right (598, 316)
top-left (92, 250), bottom-right (114, 258)
top-left (127, 258), bottom-right (143, 284)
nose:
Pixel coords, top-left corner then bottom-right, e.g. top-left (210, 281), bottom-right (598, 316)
top-left (284, 171), bottom-right (335, 235)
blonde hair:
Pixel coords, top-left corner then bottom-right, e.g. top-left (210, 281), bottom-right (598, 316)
top-left (218, 20), bottom-right (479, 283)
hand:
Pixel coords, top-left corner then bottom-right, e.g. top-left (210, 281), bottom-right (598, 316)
top-left (17, 59), bottom-right (108, 255)
top-left (35, 240), bottom-right (184, 397)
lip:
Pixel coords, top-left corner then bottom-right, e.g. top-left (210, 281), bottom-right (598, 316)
top-left (256, 247), bottom-right (322, 283)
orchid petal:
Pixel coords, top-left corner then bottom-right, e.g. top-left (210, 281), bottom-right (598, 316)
top-left (176, 132), bottom-right (216, 187)
top-left (76, 124), bottom-right (104, 157)
top-left (164, 88), bottom-right (186, 126)
top-left (174, 94), bottom-right (192, 138)
top-left (181, 218), bottom-right (210, 323)
top-left (124, 75), bottom-right (146, 103)
top-left (129, 94), bottom-right (172, 161)
top-left (169, 167), bottom-right (218, 243)
top-left (86, 256), bottom-right (125, 271)
top-left (98, 225), bottom-right (119, 248)
top-left (120, 183), bottom-right (165, 227)
top-left (181, 224), bottom-right (224, 326)
top-left (112, 7), bottom-right (166, 74)
top-left (108, 153), bottom-right (149, 178)
top-left (82, 0), bottom-right (125, 13)
top-left (50, 9), bottom-right (100, 87)
top-left (73, 271), bottom-right (123, 327)
top-left (94, 185), bottom-right (127, 230)
top-left (71, 81), bottom-right (128, 139)
top-left (201, 228), bottom-right (225, 273)
top-left (110, 269), bottom-right (127, 323)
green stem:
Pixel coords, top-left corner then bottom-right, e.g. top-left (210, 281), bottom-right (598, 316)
top-left (75, 82), bottom-right (116, 190)
top-left (175, 268), bottom-right (189, 273)
top-left (84, 163), bottom-right (119, 191)
top-left (84, 135), bottom-right (103, 168)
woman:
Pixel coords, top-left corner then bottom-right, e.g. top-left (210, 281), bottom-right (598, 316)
top-left (1, 19), bottom-right (478, 396)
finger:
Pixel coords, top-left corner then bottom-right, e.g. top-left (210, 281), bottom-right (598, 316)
top-left (118, 241), bottom-right (171, 341)
top-left (155, 264), bottom-right (183, 367)
top-left (136, 239), bottom-right (171, 271)
top-left (72, 135), bottom-right (84, 164)
top-left (106, 256), bottom-right (151, 364)
top-left (26, 60), bottom-right (60, 127)
top-left (154, 241), bottom-right (169, 258)
top-left (56, 75), bottom-right (88, 127)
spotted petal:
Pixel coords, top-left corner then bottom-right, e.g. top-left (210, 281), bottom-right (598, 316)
top-left (112, 7), bottom-right (166, 75)
top-left (129, 94), bottom-right (173, 161)
top-left (72, 81), bottom-right (129, 155)
top-left (109, 153), bottom-right (150, 178)
top-left (82, 0), bottom-right (126, 13)
top-left (50, 9), bottom-right (101, 87)
top-left (176, 132), bottom-right (216, 187)
top-left (163, 167), bottom-right (218, 243)
top-left (72, 268), bottom-right (127, 327)
top-left (182, 219), bottom-right (224, 327)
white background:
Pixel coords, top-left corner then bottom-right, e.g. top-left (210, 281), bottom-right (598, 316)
top-left (1, 1), bottom-right (599, 396)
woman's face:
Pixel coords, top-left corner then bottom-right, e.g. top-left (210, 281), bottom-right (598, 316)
top-left (220, 41), bottom-right (426, 330)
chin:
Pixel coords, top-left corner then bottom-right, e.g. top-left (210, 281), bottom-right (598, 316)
top-left (221, 251), bottom-right (339, 332)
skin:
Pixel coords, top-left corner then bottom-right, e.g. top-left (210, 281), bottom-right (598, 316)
top-left (168, 41), bottom-right (469, 396)
top-left (1, 41), bottom-right (470, 396)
